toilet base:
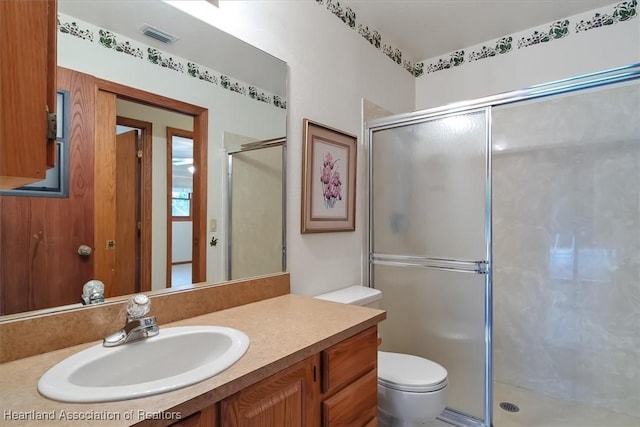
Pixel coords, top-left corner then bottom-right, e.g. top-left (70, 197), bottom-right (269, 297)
top-left (378, 381), bottom-right (447, 427)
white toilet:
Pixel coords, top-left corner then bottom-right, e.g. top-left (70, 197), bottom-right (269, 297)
top-left (315, 286), bottom-right (448, 427)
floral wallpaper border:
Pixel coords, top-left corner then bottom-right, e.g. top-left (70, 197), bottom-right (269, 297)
top-left (315, 0), bottom-right (424, 77)
top-left (315, 0), bottom-right (637, 77)
top-left (58, 14), bottom-right (287, 110)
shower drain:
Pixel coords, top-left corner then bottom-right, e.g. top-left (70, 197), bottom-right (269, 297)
top-left (499, 402), bottom-right (520, 413)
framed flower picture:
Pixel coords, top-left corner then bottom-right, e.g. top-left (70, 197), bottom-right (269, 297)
top-left (301, 119), bottom-right (357, 233)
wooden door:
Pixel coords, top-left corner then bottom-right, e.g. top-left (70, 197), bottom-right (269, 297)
top-left (94, 92), bottom-right (143, 297)
top-left (0, 67), bottom-right (95, 315)
top-left (93, 89), bottom-right (117, 295)
top-left (220, 356), bottom-right (320, 427)
top-left (114, 130), bottom-right (139, 296)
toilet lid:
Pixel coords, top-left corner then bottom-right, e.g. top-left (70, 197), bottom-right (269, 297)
top-left (378, 351), bottom-right (448, 393)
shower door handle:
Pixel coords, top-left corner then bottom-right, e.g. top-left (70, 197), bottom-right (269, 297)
top-left (371, 253), bottom-right (489, 274)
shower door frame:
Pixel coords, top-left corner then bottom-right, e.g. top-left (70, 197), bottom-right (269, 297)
top-left (365, 62), bottom-right (640, 427)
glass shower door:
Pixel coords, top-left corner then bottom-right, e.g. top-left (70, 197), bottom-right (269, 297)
top-left (369, 108), bottom-right (491, 425)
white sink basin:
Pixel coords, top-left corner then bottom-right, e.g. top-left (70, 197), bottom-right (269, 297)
top-left (38, 325), bottom-right (250, 403)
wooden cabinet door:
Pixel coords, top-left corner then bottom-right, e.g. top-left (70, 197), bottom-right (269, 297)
top-left (0, 0), bottom-right (57, 188)
top-left (220, 356), bottom-right (320, 427)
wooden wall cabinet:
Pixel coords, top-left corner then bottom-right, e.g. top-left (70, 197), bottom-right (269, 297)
top-left (182, 327), bottom-right (379, 427)
top-left (0, 0), bottom-right (57, 189)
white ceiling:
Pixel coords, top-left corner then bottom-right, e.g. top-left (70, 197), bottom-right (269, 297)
top-left (339, 0), bottom-right (618, 62)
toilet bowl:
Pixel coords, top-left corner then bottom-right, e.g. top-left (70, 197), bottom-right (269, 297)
top-left (314, 286), bottom-right (448, 426)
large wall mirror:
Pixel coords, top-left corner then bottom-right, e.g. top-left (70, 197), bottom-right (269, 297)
top-left (0, 0), bottom-right (287, 317)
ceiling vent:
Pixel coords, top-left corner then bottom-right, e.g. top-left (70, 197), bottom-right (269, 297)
top-left (139, 24), bottom-right (179, 45)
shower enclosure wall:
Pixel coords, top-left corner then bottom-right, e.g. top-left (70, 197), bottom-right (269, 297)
top-left (367, 64), bottom-right (640, 427)
top-left (227, 140), bottom-right (285, 280)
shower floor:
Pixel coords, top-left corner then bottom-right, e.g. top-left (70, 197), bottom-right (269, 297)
top-left (492, 381), bottom-right (639, 427)
top-left (422, 380), bottom-right (639, 427)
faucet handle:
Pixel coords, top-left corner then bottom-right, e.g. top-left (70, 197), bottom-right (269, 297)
top-left (127, 294), bottom-right (151, 319)
top-left (81, 280), bottom-right (105, 305)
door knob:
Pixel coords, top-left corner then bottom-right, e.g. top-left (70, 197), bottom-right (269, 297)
top-left (78, 245), bottom-right (92, 256)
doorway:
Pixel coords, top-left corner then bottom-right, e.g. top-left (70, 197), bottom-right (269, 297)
top-left (113, 117), bottom-right (152, 294)
top-left (167, 127), bottom-right (195, 288)
top-left (95, 79), bottom-right (208, 295)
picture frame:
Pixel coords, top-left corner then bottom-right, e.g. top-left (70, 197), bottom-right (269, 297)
top-left (301, 119), bottom-right (357, 233)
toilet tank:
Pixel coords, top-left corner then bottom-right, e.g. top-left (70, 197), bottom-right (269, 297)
top-left (314, 286), bottom-right (382, 309)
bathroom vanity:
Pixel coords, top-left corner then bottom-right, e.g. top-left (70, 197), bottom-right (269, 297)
top-left (218, 325), bottom-right (378, 427)
top-left (0, 276), bottom-right (384, 427)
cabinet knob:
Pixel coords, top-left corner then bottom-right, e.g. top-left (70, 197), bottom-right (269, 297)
top-left (78, 245), bottom-right (92, 256)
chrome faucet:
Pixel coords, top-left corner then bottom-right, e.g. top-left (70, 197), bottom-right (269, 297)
top-left (103, 294), bottom-right (159, 347)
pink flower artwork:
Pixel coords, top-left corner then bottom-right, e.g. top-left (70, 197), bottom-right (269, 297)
top-left (319, 151), bottom-right (342, 208)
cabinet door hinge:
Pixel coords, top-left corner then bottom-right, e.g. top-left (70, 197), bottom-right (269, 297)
top-left (47, 112), bottom-right (57, 140)
top-left (313, 365), bottom-right (317, 382)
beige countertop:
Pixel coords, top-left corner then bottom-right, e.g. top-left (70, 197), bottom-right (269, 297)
top-left (0, 294), bottom-right (385, 426)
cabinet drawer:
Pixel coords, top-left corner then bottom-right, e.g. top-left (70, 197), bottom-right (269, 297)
top-left (322, 369), bottom-right (377, 427)
top-left (322, 326), bottom-right (377, 394)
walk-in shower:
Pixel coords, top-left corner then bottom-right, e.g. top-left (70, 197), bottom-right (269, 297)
top-left (367, 63), bottom-right (640, 427)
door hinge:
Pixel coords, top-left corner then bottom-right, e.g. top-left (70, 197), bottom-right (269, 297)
top-left (313, 365), bottom-right (317, 382)
top-left (137, 150), bottom-right (143, 159)
top-left (47, 111), bottom-right (57, 140)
